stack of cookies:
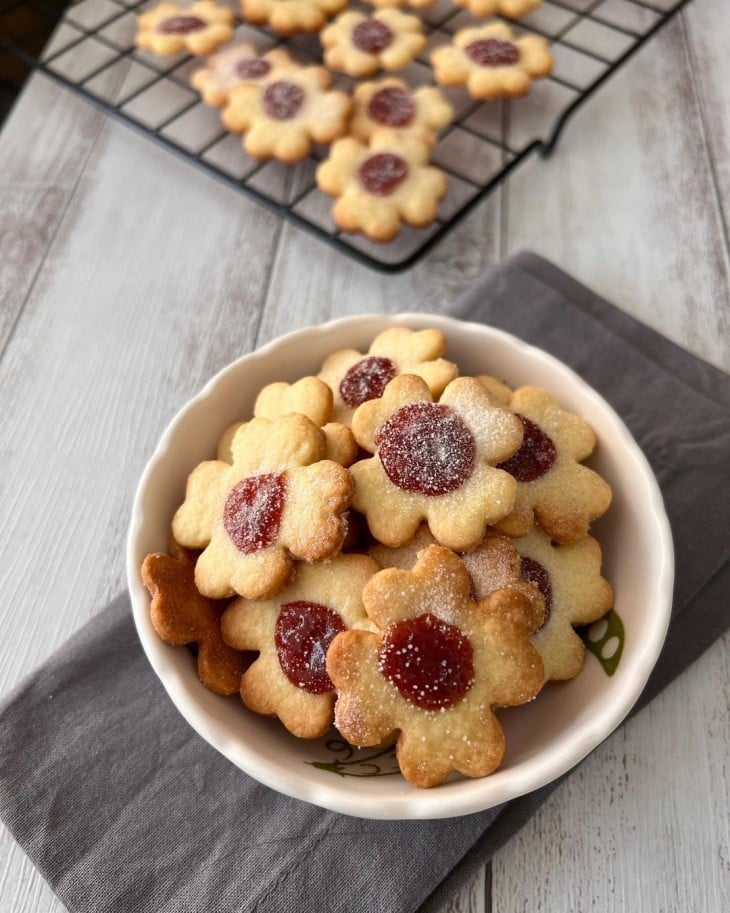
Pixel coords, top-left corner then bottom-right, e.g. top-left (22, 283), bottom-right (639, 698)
top-left (135, 0), bottom-right (554, 241)
top-left (142, 327), bottom-right (614, 788)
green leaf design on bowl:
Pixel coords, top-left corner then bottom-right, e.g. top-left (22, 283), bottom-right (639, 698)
top-left (307, 739), bottom-right (400, 778)
top-left (579, 609), bottom-right (625, 676)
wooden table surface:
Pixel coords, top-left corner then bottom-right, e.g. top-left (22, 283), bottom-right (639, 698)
top-left (1, 0), bottom-right (728, 910)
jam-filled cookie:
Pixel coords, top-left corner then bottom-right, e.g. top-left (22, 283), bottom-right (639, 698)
top-left (222, 66), bottom-right (351, 163)
top-left (350, 77), bottom-right (453, 146)
top-left (431, 22), bottom-right (553, 100)
top-left (494, 385), bottom-right (612, 542)
top-left (451, 0), bottom-right (542, 18)
top-left (171, 414), bottom-right (353, 600)
top-left (141, 539), bottom-right (251, 695)
top-left (241, 0), bottom-right (348, 36)
top-left (221, 555), bottom-right (379, 738)
top-left (190, 43), bottom-right (296, 108)
top-left (321, 10), bottom-right (426, 78)
top-left (350, 374), bottom-right (523, 550)
top-left (316, 131), bottom-right (447, 243)
top-left (327, 546), bottom-right (545, 787)
top-left (136, 1), bottom-right (234, 56)
top-left (318, 326), bottom-right (458, 425)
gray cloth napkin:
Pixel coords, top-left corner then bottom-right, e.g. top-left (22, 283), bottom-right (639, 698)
top-left (1, 252), bottom-right (728, 913)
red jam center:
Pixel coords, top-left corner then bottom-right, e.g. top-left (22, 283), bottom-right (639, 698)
top-left (379, 613), bottom-right (474, 710)
top-left (275, 601), bottom-right (346, 694)
top-left (367, 87), bottom-right (416, 128)
top-left (497, 415), bottom-right (557, 482)
top-left (262, 81), bottom-right (304, 120)
top-left (223, 473), bottom-right (286, 554)
top-left (376, 402), bottom-right (476, 496)
top-left (358, 153), bottom-right (408, 196)
top-left (339, 356), bottom-right (397, 408)
top-left (157, 15), bottom-right (206, 34)
top-left (520, 556), bottom-right (552, 629)
top-left (352, 20), bottom-right (394, 54)
top-left (465, 38), bottom-right (520, 67)
top-left (235, 58), bottom-right (271, 80)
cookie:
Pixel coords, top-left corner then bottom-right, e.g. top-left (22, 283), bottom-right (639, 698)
top-left (477, 374), bottom-right (513, 406)
top-left (350, 77), bottom-right (453, 146)
top-left (241, 0), bottom-right (348, 36)
top-left (190, 43), bottom-right (296, 108)
top-left (316, 131), bottom-right (447, 243)
top-left (222, 66), bottom-right (351, 163)
top-left (217, 419), bottom-right (357, 467)
top-left (254, 376), bottom-right (333, 427)
top-left (321, 10), bottom-right (426, 78)
top-left (493, 385), bottom-right (612, 542)
top-left (141, 539), bottom-right (251, 695)
top-left (350, 374), bottom-right (523, 550)
top-left (171, 414), bottom-right (353, 600)
top-left (136, 2), bottom-right (234, 56)
top-left (361, 0), bottom-right (436, 8)
top-left (318, 326), bottom-right (458, 425)
top-left (431, 22), bottom-right (553, 100)
top-left (221, 555), bottom-right (379, 738)
top-left (327, 545), bottom-right (545, 787)
top-left (451, 0), bottom-right (542, 18)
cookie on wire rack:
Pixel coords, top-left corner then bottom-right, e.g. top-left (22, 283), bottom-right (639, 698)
top-left (136, 2), bottom-right (234, 56)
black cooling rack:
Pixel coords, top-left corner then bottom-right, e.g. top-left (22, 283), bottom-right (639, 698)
top-left (1, 0), bottom-right (690, 271)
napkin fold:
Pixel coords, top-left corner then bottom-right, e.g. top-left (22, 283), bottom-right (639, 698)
top-left (1, 252), bottom-right (728, 913)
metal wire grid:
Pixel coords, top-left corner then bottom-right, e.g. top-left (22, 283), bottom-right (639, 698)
top-left (1, 0), bottom-right (690, 271)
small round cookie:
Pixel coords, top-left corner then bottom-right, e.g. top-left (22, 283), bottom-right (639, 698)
top-left (318, 326), bottom-right (458, 425)
top-left (171, 414), bottom-right (353, 601)
top-left (451, 0), bottom-right (542, 18)
top-left (141, 539), bottom-right (251, 695)
top-left (350, 78), bottom-right (453, 146)
top-left (350, 374), bottom-right (524, 550)
top-left (241, 0), bottom-right (348, 36)
top-left (136, 2), bottom-right (234, 56)
top-left (327, 546), bottom-right (545, 788)
top-left (221, 555), bottom-right (379, 738)
top-left (316, 130), bottom-right (447, 243)
top-left (190, 43), bottom-right (296, 108)
top-left (431, 22), bottom-right (553, 100)
top-left (321, 10), bottom-right (426, 78)
top-left (222, 66), bottom-right (351, 163)
top-left (494, 385), bottom-right (612, 543)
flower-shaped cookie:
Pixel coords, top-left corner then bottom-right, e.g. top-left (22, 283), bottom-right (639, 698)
top-left (221, 555), bottom-right (379, 738)
top-left (318, 326), bottom-right (458, 425)
top-left (451, 0), bottom-right (542, 18)
top-left (321, 10), bottom-right (426, 78)
top-left (362, 0), bottom-right (436, 9)
top-left (316, 131), bottom-right (447, 243)
top-left (217, 420), bottom-right (357, 467)
top-left (222, 66), bottom-right (351, 163)
top-left (350, 374), bottom-right (523, 550)
top-left (431, 22), bottom-right (553, 100)
top-left (136, 2), bottom-right (234, 56)
top-left (493, 386), bottom-right (612, 542)
top-left (350, 78), bottom-right (453, 145)
top-left (327, 546), bottom-right (545, 787)
top-left (141, 539), bottom-right (251, 694)
top-left (171, 414), bottom-right (353, 600)
top-left (190, 43), bottom-right (296, 108)
top-left (241, 0), bottom-right (348, 36)
top-left (512, 527), bottom-right (614, 680)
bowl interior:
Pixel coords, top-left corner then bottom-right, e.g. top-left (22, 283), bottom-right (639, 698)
top-left (127, 313), bottom-right (673, 819)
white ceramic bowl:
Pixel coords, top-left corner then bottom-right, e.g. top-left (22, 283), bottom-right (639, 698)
top-left (127, 313), bottom-right (673, 820)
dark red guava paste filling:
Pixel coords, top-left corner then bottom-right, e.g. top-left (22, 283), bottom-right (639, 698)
top-left (262, 81), bottom-right (304, 120)
top-left (497, 414), bottom-right (556, 482)
top-left (367, 87), bottom-right (416, 128)
top-left (358, 153), bottom-right (409, 196)
top-left (376, 402), bottom-right (476, 496)
top-left (520, 556), bottom-right (552, 629)
top-left (352, 20), bottom-right (394, 54)
top-left (379, 613), bottom-right (474, 710)
top-left (275, 601), bottom-right (345, 694)
top-left (465, 38), bottom-right (520, 67)
top-left (235, 58), bottom-right (271, 80)
top-left (339, 356), bottom-right (397, 407)
top-left (157, 15), bottom-right (206, 35)
top-left (223, 473), bottom-right (286, 554)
